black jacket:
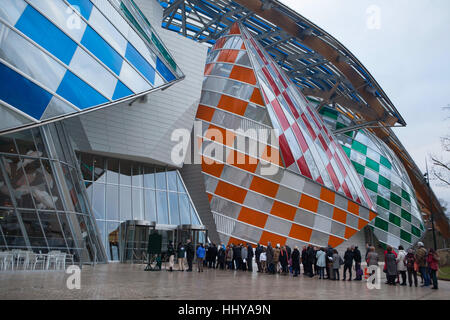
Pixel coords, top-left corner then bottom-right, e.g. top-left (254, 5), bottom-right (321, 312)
top-left (301, 249), bottom-right (307, 263)
top-left (167, 243), bottom-right (175, 256)
top-left (247, 244), bottom-right (254, 260)
top-left (344, 250), bottom-right (354, 266)
top-left (186, 242), bottom-right (194, 259)
top-left (233, 246), bottom-right (242, 259)
top-left (291, 249), bottom-right (300, 269)
top-left (255, 245), bottom-right (263, 261)
top-left (353, 248), bottom-right (362, 263)
top-left (218, 247), bottom-right (225, 262)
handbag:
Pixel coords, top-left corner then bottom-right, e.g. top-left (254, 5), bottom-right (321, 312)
top-left (413, 262), bottom-right (419, 272)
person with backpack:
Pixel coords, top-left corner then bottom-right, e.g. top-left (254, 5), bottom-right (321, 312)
top-left (332, 249), bottom-right (343, 280)
top-left (415, 242), bottom-right (430, 287)
top-left (405, 248), bottom-right (418, 287)
top-left (427, 248), bottom-right (440, 290)
top-left (343, 247), bottom-right (354, 281)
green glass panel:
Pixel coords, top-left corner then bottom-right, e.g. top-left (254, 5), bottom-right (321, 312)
top-left (380, 155), bottom-right (392, 169)
top-left (336, 122), bottom-right (346, 130)
top-left (342, 145), bottom-right (351, 158)
top-left (400, 230), bottom-right (412, 243)
top-left (401, 189), bottom-right (411, 202)
top-left (377, 196), bottom-right (390, 210)
top-left (379, 242), bottom-right (387, 250)
top-left (351, 160), bottom-right (365, 175)
top-left (390, 192), bottom-right (402, 206)
top-left (401, 209), bottom-right (411, 222)
top-left (378, 175), bottom-right (391, 189)
top-left (375, 217), bottom-right (389, 231)
top-left (344, 131), bottom-right (355, 138)
top-left (411, 225), bottom-right (421, 237)
top-left (420, 223), bottom-right (425, 231)
top-left (389, 213), bottom-right (401, 227)
top-left (366, 157), bottom-right (380, 172)
top-left (320, 107), bottom-right (338, 120)
top-left (364, 178), bottom-right (378, 193)
top-left (352, 140), bottom-right (367, 155)
top-left (151, 32), bottom-right (177, 71)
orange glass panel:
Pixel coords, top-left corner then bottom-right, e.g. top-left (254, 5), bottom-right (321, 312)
top-left (328, 235), bottom-right (344, 248)
top-left (201, 161), bottom-right (224, 178)
top-left (214, 180), bottom-right (247, 204)
top-left (250, 88), bottom-right (265, 106)
top-left (229, 65), bottom-right (257, 85)
top-left (299, 194), bottom-right (319, 212)
top-left (320, 187), bottom-right (335, 204)
top-left (358, 218), bottom-right (369, 229)
top-left (217, 49), bottom-right (239, 63)
top-left (259, 231), bottom-right (286, 247)
top-left (238, 207), bottom-right (268, 228)
top-left (228, 236), bottom-right (244, 246)
top-left (217, 95), bottom-right (248, 116)
top-left (369, 210), bottom-right (377, 221)
top-left (196, 104), bottom-right (215, 122)
top-left (333, 207), bottom-right (347, 224)
top-left (229, 23), bottom-right (241, 35)
top-left (249, 176), bottom-right (279, 198)
top-left (204, 63), bottom-right (214, 76)
top-left (205, 124), bottom-right (235, 147)
top-left (270, 201), bottom-right (297, 221)
top-left (347, 201), bottom-right (360, 216)
top-left (289, 224), bottom-right (312, 242)
top-left (344, 227), bottom-right (358, 239)
top-left (226, 150), bottom-right (258, 173)
top-left (207, 193), bottom-right (213, 202)
top-left (261, 145), bottom-right (282, 166)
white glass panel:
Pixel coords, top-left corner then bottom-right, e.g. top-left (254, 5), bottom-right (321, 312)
top-left (119, 60), bottom-right (151, 93)
top-left (41, 96), bottom-right (78, 120)
top-left (0, 0), bottom-right (27, 25)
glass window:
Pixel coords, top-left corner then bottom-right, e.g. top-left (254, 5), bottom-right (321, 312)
top-left (156, 191), bottom-right (168, 224)
top-left (131, 164), bottom-right (142, 187)
top-left (31, 128), bottom-right (48, 158)
top-left (191, 206), bottom-right (201, 225)
top-left (79, 153), bottom-right (94, 181)
top-left (0, 162), bottom-right (13, 207)
top-left (93, 156), bottom-right (106, 183)
top-left (20, 210), bottom-right (47, 249)
top-left (106, 184), bottom-right (119, 221)
top-left (38, 211), bottom-right (66, 249)
top-left (176, 173), bottom-right (185, 193)
top-left (41, 160), bottom-right (64, 210)
top-left (95, 220), bottom-right (105, 252)
top-left (167, 170), bottom-right (177, 191)
top-left (168, 192), bottom-right (179, 225)
top-left (107, 221), bottom-right (120, 261)
top-left (143, 166), bottom-right (155, 189)
top-left (58, 212), bottom-right (75, 249)
top-left (0, 208), bottom-right (26, 247)
top-left (92, 183), bottom-right (105, 220)
top-left (119, 160), bottom-right (132, 186)
top-left (0, 134), bottom-right (18, 154)
top-left (178, 193), bottom-right (191, 225)
top-left (132, 187), bottom-right (143, 220)
top-left (120, 186), bottom-right (132, 220)
top-left (155, 168), bottom-right (166, 190)
top-left (10, 130), bottom-right (36, 156)
top-left (23, 159), bottom-right (56, 210)
top-left (144, 189), bottom-right (156, 222)
top-left (4, 155), bottom-right (35, 209)
top-left (106, 158), bottom-right (119, 184)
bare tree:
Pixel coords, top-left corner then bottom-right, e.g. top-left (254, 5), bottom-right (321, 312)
top-left (430, 106), bottom-right (450, 187)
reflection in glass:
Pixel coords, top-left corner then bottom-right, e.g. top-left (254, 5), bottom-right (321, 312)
top-left (0, 209), bottom-right (25, 247)
top-left (93, 156), bottom-right (106, 183)
top-left (156, 191), bottom-right (168, 224)
top-left (143, 166), bottom-right (155, 188)
top-left (155, 168), bottom-right (166, 190)
top-left (167, 170), bottom-right (177, 191)
top-left (92, 183), bottom-right (105, 220)
top-left (106, 184), bottom-right (119, 221)
top-left (107, 221), bottom-right (120, 261)
top-left (20, 210), bottom-right (47, 249)
top-left (169, 192), bottom-right (179, 225)
top-left (144, 189), bottom-right (156, 222)
top-left (132, 187), bottom-right (143, 220)
top-left (179, 194), bottom-right (191, 225)
top-left (4, 155), bottom-right (35, 209)
top-left (80, 153), bottom-right (94, 182)
top-left (38, 211), bottom-right (66, 249)
top-left (120, 186), bottom-right (132, 220)
top-left (119, 161), bottom-right (132, 186)
top-left (132, 164), bottom-right (142, 187)
top-left (107, 158), bottom-right (119, 184)
top-left (0, 163), bottom-right (13, 207)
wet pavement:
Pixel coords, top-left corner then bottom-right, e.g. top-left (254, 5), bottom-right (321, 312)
top-left (0, 263), bottom-right (448, 300)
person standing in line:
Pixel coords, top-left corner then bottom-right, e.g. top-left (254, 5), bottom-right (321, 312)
top-left (396, 245), bottom-right (407, 286)
top-left (185, 239), bottom-right (194, 272)
top-left (246, 243), bottom-right (254, 272)
top-left (316, 247), bottom-right (326, 279)
top-left (385, 246), bottom-right (398, 285)
top-left (366, 246), bottom-right (379, 284)
top-left (266, 242), bottom-right (274, 274)
top-left (291, 246), bottom-right (301, 277)
top-left (325, 245), bottom-right (334, 279)
top-left (285, 245), bottom-right (292, 274)
top-left (313, 246), bottom-right (319, 276)
top-left (405, 248), bottom-right (418, 287)
top-left (415, 242), bottom-right (429, 287)
top-left (177, 242), bottom-right (186, 271)
top-left (167, 240), bottom-right (175, 272)
top-left (241, 244), bottom-right (248, 271)
top-left (307, 245), bottom-right (315, 277)
top-left (217, 243), bottom-right (226, 270)
top-left (226, 245), bottom-right (234, 270)
top-left (353, 246), bottom-right (363, 281)
top-left (343, 247), bottom-right (354, 281)
top-left (196, 243), bottom-right (206, 272)
top-left (279, 246), bottom-right (288, 275)
top-left (427, 248), bottom-right (440, 290)
top-left (332, 249), bottom-right (343, 280)
top-left (273, 244), bottom-right (281, 273)
top-left (260, 248), bottom-right (267, 273)
top-left (233, 244), bottom-right (242, 270)
top-left (301, 246), bottom-right (308, 275)
top-left (255, 244), bottom-right (263, 273)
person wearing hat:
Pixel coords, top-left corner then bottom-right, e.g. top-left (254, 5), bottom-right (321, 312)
top-left (415, 242), bottom-right (430, 287)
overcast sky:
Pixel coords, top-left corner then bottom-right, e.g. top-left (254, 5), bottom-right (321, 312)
top-left (280, 0), bottom-right (450, 208)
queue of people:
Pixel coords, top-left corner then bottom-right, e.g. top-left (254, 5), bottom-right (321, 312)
top-left (165, 239), bottom-right (441, 290)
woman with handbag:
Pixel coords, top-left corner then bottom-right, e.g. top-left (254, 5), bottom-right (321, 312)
top-left (427, 248), bottom-right (440, 289)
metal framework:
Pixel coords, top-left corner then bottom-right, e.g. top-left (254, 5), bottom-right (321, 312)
top-left (157, 0), bottom-right (449, 237)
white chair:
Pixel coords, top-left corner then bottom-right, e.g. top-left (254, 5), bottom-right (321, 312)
top-left (14, 250), bottom-right (28, 269)
top-left (46, 251), bottom-right (61, 270)
top-left (55, 253), bottom-right (67, 270)
top-left (0, 252), bottom-right (14, 271)
top-left (31, 253), bottom-right (47, 270)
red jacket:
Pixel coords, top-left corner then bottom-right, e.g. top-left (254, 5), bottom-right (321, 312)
top-left (383, 250), bottom-right (397, 270)
top-left (426, 253), bottom-right (439, 271)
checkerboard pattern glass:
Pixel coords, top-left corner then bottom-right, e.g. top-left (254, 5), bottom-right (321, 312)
top-left (196, 23), bottom-right (377, 248)
top-left (0, 0), bottom-right (182, 133)
top-left (314, 102), bottom-right (426, 249)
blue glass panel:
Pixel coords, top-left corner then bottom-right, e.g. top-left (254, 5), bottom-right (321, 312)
top-left (112, 81), bottom-right (133, 100)
top-left (66, 0), bottom-right (93, 19)
top-left (15, 5), bottom-right (77, 65)
top-left (56, 70), bottom-right (108, 109)
top-left (0, 62), bottom-right (52, 119)
top-left (81, 26), bottom-right (123, 75)
top-left (156, 57), bottom-right (175, 82)
top-left (125, 42), bottom-right (155, 85)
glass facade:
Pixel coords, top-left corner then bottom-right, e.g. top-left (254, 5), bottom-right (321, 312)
top-left (0, 123), bottom-right (106, 263)
top-left (77, 153), bottom-right (202, 261)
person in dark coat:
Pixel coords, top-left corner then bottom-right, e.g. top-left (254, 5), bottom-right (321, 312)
top-left (385, 246), bottom-right (398, 285)
top-left (266, 242), bottom-right (274, 274)
top-left (246, 243), bottom-right (254, 272)
top-left (279, 246), bottom-right (289, 274)
top-left (185, 239), bottom-right (194, 272)
top-left (217, 244), bottom-right (226, 269)
top-left (255, 244), bottom-right (263, 272)
top-left (353, 246), bottom-right (362, 280)
top-left (306, 245), bottom-right (315, 277)
top-left (301, 246), bottom-right (308, 275)
top-left (233, 244), bottom-right (242, 270)
top-left (209, 243), bottom-right (217, 268)
top-left (325, 245), bottom-right (334, 279)
top-left (285, 245), bottom-right (292, 274)
top-left (291, 246), bottom-right (301, 277)
top-left (343, 247), bottom-right (354, 281)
